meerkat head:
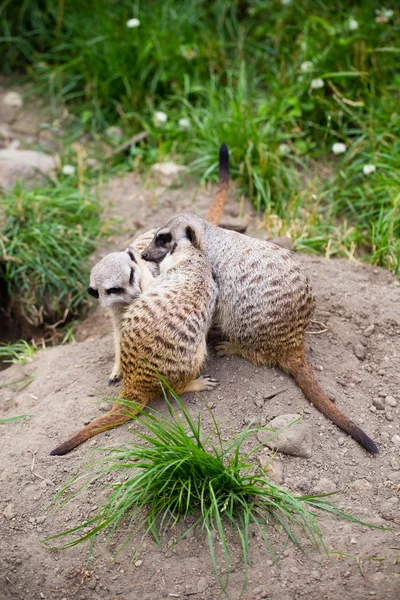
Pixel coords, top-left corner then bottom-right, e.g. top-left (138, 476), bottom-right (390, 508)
top-left (87, 250), bottom-right (142, 309)
top-left (141, 213), bottom-right (204, 263)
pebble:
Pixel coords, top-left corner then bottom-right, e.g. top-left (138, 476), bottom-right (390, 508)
top-left (349, 479), bottom-right (373, 492)
top-left (3, 503), bottom-right (16, 520)
top-left (372, 398), bottom-right (385, 410)
top-left (86, 579), bottom-right (97, 590)
top-left (36, 515), bottom-right (46, 524)
top-left (3, 91), bottom-right (23, 107)
top-left (196, 577), bottom-right (209, 593)
top-left (338, 436), bottom-right (346, 446)
top-left (378, 369), bottom-right (386, 376)
top-left (353, 343), bottom-right (366, 360)
top-left (257, 455), bottom-right (284, 484)
top-left (134, 560), bottom-right (143, 567)
top-left (378, 391), bottom-right (387, 398)
top-left (385, 408), bottom-right (394, 421)
top-left (390, 455), bottom-right (400, 470)
top-left (385, 396), bottom-right (397, 407)
top-left (257, 413), bottom-right (312, 458)
top-left (391, 434), bottom-right (400, 447)
top-left (313, 477), bottom-right (336, 494)
top-left (255, 398), bottom-right (264, 408)
top-left (369, 405), bottom-right (376, 413)
top-left (363, 324), bottom-right (375, 337)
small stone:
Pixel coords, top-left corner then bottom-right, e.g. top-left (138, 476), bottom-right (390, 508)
top-left (350, 537), bottom-right (357, 545)
top-left (363, 324), bottom-right (375, 337)
top-left (36, 515), bottom-right (46, 524)
top-left (134, 560), bottom-right (143, 567)
top-left (372, 398), bottom-right (385, 410)
top-left (3, 503), bottom-right (16, 520)
top-left (0, 148), bottom-right (57, 189)
top-left (390, 455), bottom-right (400, 470)
top-left (311, 571), bottom-right (321, 580)
top-left (257, 455), bottom-right (284, 484)
top-left (391, 434), bottom-right (400, 446)
top-left (378, 391), bottom-right (387, 398)
top-left (378, 369), bottom-right (386, 376)
top-left (313, 477), bottom-right (336, 494)
top-left (3, 91), bottom-right (23, 108)
top-left (369, 405), bottom-right (376, 413)
top-left (257, 413), bottom-right (312, 458)
top-left (196, 577), bottom-right (209, 593)
top-left (385, 396), bottom-right (397, 407)
top-left (385, 408), bottom-right (394, 422)
top-left (86, 579), bottom-right (97, 590)
top-left (353, 343), bottom-right (366, 360)
top-left (206, 401), bottom-right (214, 409)
top-left (255, 398), bottom-right (264, 408)
top-left (349, 479), bottom-right (373, 492)
top-left (252, 587), bottom-right (262, 595)
top-left (151, 162), bottom-right (186, 186)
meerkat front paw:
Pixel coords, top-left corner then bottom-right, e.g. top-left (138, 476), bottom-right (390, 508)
top-left (108, 373), bottom-right (122, 386)
top-left (197, 375), bottom-right (219, 390)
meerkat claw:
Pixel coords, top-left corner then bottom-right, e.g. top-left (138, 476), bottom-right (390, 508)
top-left (108, 374), bottom-right (122, 386)
top-left (215, 341), bottom-right (236, 357)
top-left (198, 375), bottom-right (219, 390)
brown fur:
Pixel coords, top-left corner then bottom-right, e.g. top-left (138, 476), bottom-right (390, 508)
top-left (142, 214), bottom-right (378, 454)
top-left (50, 241), bottom-right (218, 455)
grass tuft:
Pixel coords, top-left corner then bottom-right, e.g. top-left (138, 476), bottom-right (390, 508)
top-left (46, 388), bottom-right (381, 596)
top-left (1, 180), bottom-right (104, 327)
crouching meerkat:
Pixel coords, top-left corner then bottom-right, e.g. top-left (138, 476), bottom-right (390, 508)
top-left (141, 214), bottom-right (378, 454)
top-left (87, 143), bottom-right (230, 385)
top-left (50, 228), bottom-right (218, 455)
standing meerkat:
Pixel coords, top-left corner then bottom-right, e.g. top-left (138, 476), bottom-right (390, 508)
top-left (87, 143), bottom-right (229, 385)
top-left (142, 214), bottom-right (378, 454)
top-left (50, 230), bottom-right (218, 455)
top-left (88, 230), bottom-right (157, 385)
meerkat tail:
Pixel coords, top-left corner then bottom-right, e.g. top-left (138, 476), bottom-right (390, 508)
top-left (280, 353), bottom-right (378, 455)
top-left (49, 400), bottom-right (141, 456)
top-left (206, 142), bottom-right (230, 226)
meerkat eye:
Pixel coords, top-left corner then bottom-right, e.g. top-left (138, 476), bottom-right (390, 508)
top-left (106, 287), bottom-right (124, 295)
top-left (87, 287), bottom-right (99, 299)
top-left (155, 232), bottom-right (171, 247)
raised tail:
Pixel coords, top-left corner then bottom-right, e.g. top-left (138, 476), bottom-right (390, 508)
top-left (280, 353), bottom-right (378, 455)
top-left (50, 400), bottom-right (139, 456)
top-left (206, 142), bottom-right (230, 225)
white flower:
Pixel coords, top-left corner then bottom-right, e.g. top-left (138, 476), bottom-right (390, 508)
top-left (375, 8), bottom-right (394, 23)
top-left (3, 91), bottom-right (23, 108)
top-left (126, 18), bottom-right (140, 28)
top-left (281, 0), bottom-right (291, 5)
top-left (363, 164), bottom-right (376, 176)
top-left (278, 143), bottom-right (290, 156)
top-left (300, 61), bottom-right (314, 72)
top-left (332, 143), bottom-right (347, 155)
top-left (62, 164), bottom-right (76, 175)
top-left (153, 111), bottom-right (168, 126)
top-left (348, 18), bottom-right (359, 31)
top-left (310, 78), bottom-right (324, 90)
top-left (178, 118), bottom-right (190, 131)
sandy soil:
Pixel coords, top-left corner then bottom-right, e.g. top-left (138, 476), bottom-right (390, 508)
top-left (1, 173), bottom-right (400, 600)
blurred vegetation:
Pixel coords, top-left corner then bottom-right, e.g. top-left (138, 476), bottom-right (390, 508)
top-left (0, 0), bottom-right (399, 284)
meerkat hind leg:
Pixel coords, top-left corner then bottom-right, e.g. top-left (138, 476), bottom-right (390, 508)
top-left (215, 340), bottom-right (245, 358)
top-left (182, 375), bottom-right (219, 393)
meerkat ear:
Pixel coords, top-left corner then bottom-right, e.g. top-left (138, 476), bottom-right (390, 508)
top-left (87, 287), bottom-right (99, 299)
top-left (185, 226), bottom-right (203, 250)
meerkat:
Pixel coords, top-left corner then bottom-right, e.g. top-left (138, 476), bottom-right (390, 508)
top-left (87, 143), bottom-right (229, 385)
top-left (87, 230), bottom-right (157, 385)
top-left (141, 214), bottom-right (378, 454)
top-left (50, 230), bottom-right (218, 455)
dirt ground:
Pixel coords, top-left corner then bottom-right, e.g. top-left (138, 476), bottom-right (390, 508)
top-left (1, 167), bottom-right (400, 600)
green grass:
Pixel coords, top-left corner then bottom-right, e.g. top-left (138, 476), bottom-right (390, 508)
top-left (0, 179), bottom-right (104, 326)
top-left (0, 413), bottom-right (32, 424)
top-left (46, 389), bottom-right (381, 596)
top-left (0, 340), bottom-right (36, 364)
top-left (1, 1), bottom-right (399, 273)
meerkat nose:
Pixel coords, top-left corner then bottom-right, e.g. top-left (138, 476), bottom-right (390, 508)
top-left (142, 251), bottom-right (149, 260)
